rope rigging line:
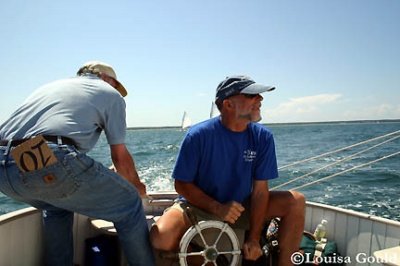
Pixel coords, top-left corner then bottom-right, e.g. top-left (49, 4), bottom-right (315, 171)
top-left (271, 134), bottom-right (400, 190)
top-left (278, 129), bottom-right (400, 170)
top-left (287, 150), bottom-right (400, 191)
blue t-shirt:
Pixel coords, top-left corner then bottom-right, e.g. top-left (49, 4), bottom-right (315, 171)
top-left (172, 117), bottom-right (278, 203)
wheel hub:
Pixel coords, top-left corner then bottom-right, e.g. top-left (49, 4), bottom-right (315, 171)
top-left (204, 247), bottom-right (218, 261)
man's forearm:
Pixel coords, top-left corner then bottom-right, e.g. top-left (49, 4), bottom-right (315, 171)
top-left (113, 155), bottom-right (140, 185)
top-left (175, 180), bottom-right (222, 216)
top-left (110, 144), bottom-right (146, 195)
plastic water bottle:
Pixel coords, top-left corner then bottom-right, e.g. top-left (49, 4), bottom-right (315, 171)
top-left (313, 219), bottom-right (328, 241)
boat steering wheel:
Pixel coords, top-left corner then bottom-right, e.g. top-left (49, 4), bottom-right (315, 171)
top-left (178, 208), bottom-right (241, 266)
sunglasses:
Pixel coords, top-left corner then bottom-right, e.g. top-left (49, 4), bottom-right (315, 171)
top-left (218, 93), bottom-right (261, 104)
top-left (242, 93), bottom-right (260, 99)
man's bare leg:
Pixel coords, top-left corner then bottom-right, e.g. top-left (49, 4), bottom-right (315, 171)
top-left (265, 190), bottom-right (306, 266)
top-left (150, 208), bottom-right (190, 265)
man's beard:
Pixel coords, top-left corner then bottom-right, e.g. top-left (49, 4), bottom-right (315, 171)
top-left (238, 112), bottom-right (261, 122)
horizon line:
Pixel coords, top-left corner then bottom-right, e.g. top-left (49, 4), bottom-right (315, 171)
top-left (127, 118), bottom-right (400, 130)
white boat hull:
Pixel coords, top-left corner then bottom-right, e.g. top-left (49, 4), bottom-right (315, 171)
top-left (1, 192), bottom-right (399, 265)
top-left (305, 201), bottom-right (400, 265)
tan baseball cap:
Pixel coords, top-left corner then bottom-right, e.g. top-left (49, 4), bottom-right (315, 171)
top-left (77, 61), bottom-right (128, 97)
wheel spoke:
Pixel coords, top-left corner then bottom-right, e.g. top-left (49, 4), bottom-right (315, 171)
top-left (212, 223), bottom-right (229, 247)
top-left (184, 251), bottom-right (204, 257)
top-left (218, 250), bottom-right (241, 255)
top-left (194, 224), bottom-right (209, 247)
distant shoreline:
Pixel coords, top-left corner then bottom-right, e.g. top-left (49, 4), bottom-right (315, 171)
top-left (127, 118), bottom-right (400, 130)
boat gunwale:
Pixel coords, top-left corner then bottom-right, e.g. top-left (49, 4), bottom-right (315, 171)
top-left (0, 206), bottom-right (39, 225)
top-left (306, 200), bottom-right (400, 226)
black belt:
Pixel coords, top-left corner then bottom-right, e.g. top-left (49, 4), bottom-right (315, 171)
top-left (0, 135), bottom-right (75, 147)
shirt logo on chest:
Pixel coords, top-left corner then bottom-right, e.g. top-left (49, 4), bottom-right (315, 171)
top-left (243, 149), bottom-right (257, 162)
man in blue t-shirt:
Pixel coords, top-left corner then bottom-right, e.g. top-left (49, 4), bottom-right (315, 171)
top-left (150, 75), bottom-right (305, 266)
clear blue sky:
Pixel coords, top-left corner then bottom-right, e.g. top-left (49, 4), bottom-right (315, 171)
top-left (1, 0), bottom-right (399, 127)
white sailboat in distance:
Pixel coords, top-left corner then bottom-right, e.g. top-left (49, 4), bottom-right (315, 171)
top-left (181, 111), bottom-right (192, 130)
top-left (210, 102), bottom-right (220, 118)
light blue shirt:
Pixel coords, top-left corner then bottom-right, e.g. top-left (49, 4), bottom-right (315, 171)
top-left (0, 75), bottom-right (126, 153)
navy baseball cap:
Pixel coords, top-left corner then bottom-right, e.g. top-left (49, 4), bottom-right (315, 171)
top-left (215, 75), bottom-right (275, 103)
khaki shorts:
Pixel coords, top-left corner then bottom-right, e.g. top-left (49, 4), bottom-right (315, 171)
top-left (166, 200), bottom-right (250, 230)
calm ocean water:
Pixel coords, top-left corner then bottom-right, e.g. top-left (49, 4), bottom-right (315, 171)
top-left (1, 121), bottom-right (399, 221)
